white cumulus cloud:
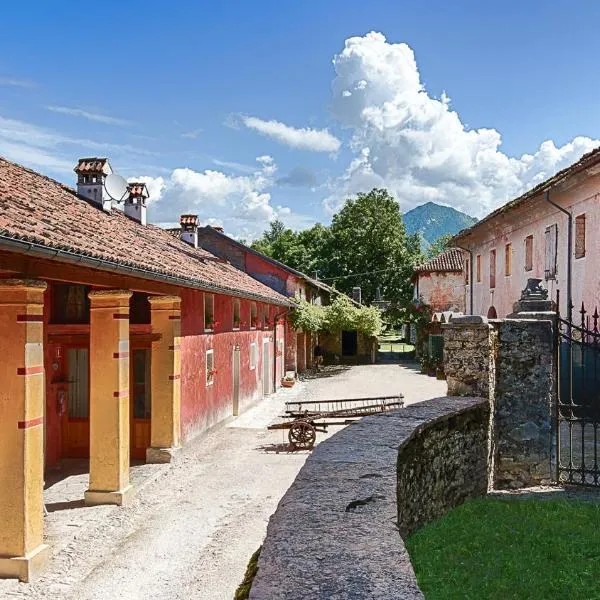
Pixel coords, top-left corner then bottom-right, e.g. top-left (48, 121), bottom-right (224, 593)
top-left (325, 31), bottom-right (599, 216)
top-left (242, 116), bottom-right (341, 153)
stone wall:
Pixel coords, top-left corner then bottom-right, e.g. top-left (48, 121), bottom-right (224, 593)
top-left (396, 399), bottom-right (490, 537)
top-left (442, 312), bottom-right (556, 488)
top-left (443, 316), bottom-right (492, 397)
top-left (249, 396), bottom-right (488, 600)
top-left (493, 318), bottom-right (555, 487)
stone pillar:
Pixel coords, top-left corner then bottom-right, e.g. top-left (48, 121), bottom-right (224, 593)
top-left (85, 290), bottom-right (134, 506)
top-left (443, 316), bottom-right (492, 398)
top-left (491, 312), bottom-right (555, 488)
top-left (147, 296), bottom-right (181, 463)
top-left (0, 280), bottom-right (49, 582)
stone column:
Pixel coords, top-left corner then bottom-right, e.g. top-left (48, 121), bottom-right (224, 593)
top-left (443, 316), bottom-right (493, 398)
top-left (147, 296), bottom-right (181, 464)
top-left (0, 280), bottom-right (49, 582)
top-left (85, 290), bottom-right (134, 506)
top-left (491, 308), bottom-right (556, 488)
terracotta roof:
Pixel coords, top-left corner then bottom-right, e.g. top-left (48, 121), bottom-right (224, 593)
top-left (74, 157), bottom-right (110, 174)
top-left (453, 146), bottom-right (600, 243)
top-left (415, 248), bottom-right (464, 274)
top-left (0, 156), bottom-right (291, 305)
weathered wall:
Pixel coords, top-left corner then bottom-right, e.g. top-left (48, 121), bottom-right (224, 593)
top-left (416, 270), bottom-right (465, 313)
top-left (443, 313), bottom-right (555, 488)
top-left (396, 399), bottom-right (489, 537)
top-left (492, 317), bottom-right (555, 487)
top-left (319, 331), bottom-right (376, 364)
top-left (443, 316), bottom-right (492, 397)
top-left (249, 396), bottom-right (488, 600)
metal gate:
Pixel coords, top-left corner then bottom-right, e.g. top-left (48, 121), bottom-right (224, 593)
top-left (556, 293), bottom-right (600, 485)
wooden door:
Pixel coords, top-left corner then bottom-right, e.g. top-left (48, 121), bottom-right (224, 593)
top-left (130, 348), bottom-right (151, 461)
top-left (61, 347), bottom-right (90, 458)
top-left (233, 346), bottom-right (241, 416)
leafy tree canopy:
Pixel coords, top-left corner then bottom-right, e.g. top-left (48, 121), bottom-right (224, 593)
top-left (426, 233), bottom-right (454, 260)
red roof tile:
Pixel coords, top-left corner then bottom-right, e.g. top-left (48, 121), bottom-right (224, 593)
top-left (415, 248), bottom-right (464, 273)
top-left (0, 157), bottom-right (290, 305)
top-left (74, 158), bottom-right (110, 174)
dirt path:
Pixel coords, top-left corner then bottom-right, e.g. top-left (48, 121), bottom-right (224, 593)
top-left (2, 363), bottom-right (445, 600)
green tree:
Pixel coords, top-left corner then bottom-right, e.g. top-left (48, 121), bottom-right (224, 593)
top-left (426, 233), bottom-right (453, 260)
top-left (325, 188), bottom-right (419, 306)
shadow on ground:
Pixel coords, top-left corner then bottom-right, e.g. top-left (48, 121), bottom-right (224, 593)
top-left (299, 365), bottom-right (352, 381)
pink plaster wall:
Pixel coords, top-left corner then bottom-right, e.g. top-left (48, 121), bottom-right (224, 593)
top-left (416, 271), bottom-right (465, 313)
top-left (462, 173), bottom-right (600, 318)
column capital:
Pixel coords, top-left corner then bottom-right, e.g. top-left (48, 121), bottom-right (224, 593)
top-left (148, 295), bottom-right (181, 309)
top-left (88, 289), bottom-right (132, 308)
top-left (0, 279), bottom-right (47, 305)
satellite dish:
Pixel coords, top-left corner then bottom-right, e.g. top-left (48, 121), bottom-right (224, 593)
top-left (104, 173), bottom-right (128, 202)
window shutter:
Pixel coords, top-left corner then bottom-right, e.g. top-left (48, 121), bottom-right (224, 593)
top-left (545, 224), bottom-right (557, 280)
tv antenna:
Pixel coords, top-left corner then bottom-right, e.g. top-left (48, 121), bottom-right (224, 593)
top-left (103, 173), bottom-right (129, 203)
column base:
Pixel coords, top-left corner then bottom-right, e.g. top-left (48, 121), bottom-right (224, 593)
top-left (84, 484), bottom-right (134, 507)
top-left (146, 446), bottom-right (180, 464)
top-left (0, 544), bottom-right (50, 583)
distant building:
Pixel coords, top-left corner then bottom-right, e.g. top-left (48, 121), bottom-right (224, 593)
top-left (412, 248), bottom-right (465, 313)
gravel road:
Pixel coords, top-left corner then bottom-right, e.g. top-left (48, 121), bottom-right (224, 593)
top-left (1, 362), bottom-right (445, 600)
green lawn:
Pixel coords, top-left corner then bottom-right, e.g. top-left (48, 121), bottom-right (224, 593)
top-left (405, 496), bottom-right (600, 600)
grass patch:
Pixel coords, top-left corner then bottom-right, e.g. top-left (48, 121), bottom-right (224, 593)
top-left (234, 546), bottom-right (261, 600)
top-left (405, 497), bottom-right (600, 600)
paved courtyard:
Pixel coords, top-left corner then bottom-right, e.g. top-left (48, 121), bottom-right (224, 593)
top-left (1, 362), bottom-right (445, 600)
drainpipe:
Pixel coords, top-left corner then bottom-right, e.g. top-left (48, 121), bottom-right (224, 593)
top-left (455, 244), bottom-right (474, 315)
top-left (544, 189), bottom-right (572, 324)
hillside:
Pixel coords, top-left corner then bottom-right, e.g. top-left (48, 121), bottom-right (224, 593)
top-left (404, 202), bottom-right (477, 248)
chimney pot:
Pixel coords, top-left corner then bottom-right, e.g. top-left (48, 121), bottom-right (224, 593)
top-left (74, 157), bottom-right (113, 212)
top-left (180, 214), bottom-right (199, 248)
top-left (124, 182), bottom-right (149, 225)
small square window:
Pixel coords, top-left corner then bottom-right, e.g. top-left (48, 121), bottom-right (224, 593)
top-left (204, 294), bottom-right (215, 331)
top-left (206, 349), bottom-right (215, 386)
top-left (250, 342), bottom-right (257, 370)
top-left (250, 303), bottom-right (257, 329)
top-left (233, 299), bottom-right (241, 329)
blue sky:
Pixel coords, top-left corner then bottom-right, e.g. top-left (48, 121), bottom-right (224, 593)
top-left (2, 1), bottom-right (600, 237)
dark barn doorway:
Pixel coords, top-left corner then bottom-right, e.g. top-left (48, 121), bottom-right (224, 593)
top-left (342, 330), bottom-right (358, 356)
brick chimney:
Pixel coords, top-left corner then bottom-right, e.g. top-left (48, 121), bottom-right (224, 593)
top-left (74, 158), bottom-right (113, 212)
top-left (180, 214), bottom-right (199, 248)
top-left (125, 183), bottom-right (149, 225)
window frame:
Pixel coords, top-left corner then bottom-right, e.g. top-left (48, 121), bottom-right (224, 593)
top-left (204, 293), bottom-right (215, 332)
top-left (525, 235), bottom-right (534, 272)
top-left (250, 342), bottom-right (257, 370)
top-left (206, 349), bottom-right (215, 386)
top-left (575, 214), bottom-right (586, 259)
top-left (489, 249), bottom-right (496, 289)
top-left (505, 243), bottom-right (512, 277)
top-left (250, 302), bottom-right (257, 330)
top-left (232, 299), bottom-right (241, 330)
top-left (544, 224), bottom-right (558, 280)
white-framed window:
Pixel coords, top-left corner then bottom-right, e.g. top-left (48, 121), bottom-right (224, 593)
top-left (250, 342), bottom-right (257, 370)
top-left (233, 299), bottom-right (241, 330)
top-left (206, 349), bottom-right (215, 386)
top-left (204, 294), bottom-right (215, 331)
top-left (250, 302), bottom-right (257, 329)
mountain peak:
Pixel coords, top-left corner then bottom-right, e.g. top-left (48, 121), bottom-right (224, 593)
top-left (403, 202), bottom-right (477, 246)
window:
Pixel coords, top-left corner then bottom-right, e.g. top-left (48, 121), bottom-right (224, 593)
top-left (233, 299), bottom-right (241, 330)
top-left (250, 302), bottom-right (257, 329)
top-left (504, 243), bottom-right (512, 276)
top-left (132, 349), bottom-right (151, 418)
top-left (250, 342), bottom-right (257, 370)
top-left (206, 349), bottom-right (215, 385)
top-left (476, 255), bottom-right (482, 283)
top-left (465, 258), bottom-right (470, 284)
top-left (525, 235), bottom-right (534, 271)
top-left (204, 294), bottom-right (215, 331)
top-left (489, 249), bottom-right (496, 289)
top-left (576, 214), bottom-right (586, 258)
top-left (545, 224), bottom-right (558, 280)
top-left (262, 306), bottom-right (269, 329)
top-left (52, 284), bottom-right (90, 324)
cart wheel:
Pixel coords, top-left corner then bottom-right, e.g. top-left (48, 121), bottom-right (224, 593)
top-left (288, 421), bottom-right (316, 450)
